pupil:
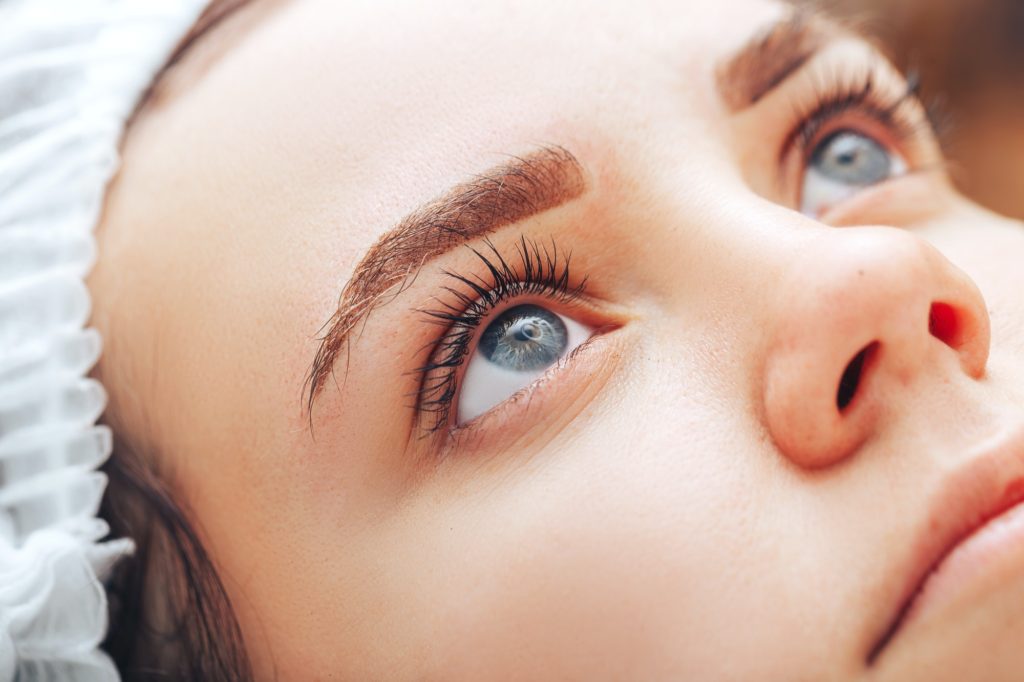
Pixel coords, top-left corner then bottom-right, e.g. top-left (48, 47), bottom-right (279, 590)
top-left (515, 321), bottom-right (542, 342)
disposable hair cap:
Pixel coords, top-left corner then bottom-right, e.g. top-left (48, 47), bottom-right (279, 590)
top-left (0, 1), bottom-right (210, 679)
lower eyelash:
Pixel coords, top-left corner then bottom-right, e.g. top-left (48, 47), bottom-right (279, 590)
top-left (413, 235), bottom-right (586, 433)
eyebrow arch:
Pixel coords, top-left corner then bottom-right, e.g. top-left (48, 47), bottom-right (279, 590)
top-left (303, 146), bottom-right (587, 419)
top-left (716, 10), bottom-right (840, 112)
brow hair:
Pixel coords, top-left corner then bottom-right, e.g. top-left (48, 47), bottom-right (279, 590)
top-left (716, 8), bottom-right (837, 111)
top-left (303, 146), bottom-right (586, 425)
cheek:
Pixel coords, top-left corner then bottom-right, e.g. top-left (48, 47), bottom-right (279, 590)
top-left (382, 446), bottom-right (733, 677)
top-left (976, 227), bottom-right (1024, 359)
top-left (327, 392), bottom-right (780, 679)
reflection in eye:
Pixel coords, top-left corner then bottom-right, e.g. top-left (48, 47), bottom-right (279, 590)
top-left (458, 303), bottom-right (593, 424)
top-left (800, 129), bottom-right (907, 216)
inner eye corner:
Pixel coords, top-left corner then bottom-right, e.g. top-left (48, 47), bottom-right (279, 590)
top-left (836, 341), bottom-right (879, 412)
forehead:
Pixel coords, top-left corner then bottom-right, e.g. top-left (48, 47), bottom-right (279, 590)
top-left (285, 0), bottom-right (790, 97)
top-left (172, 0), bottom-right (797, 139)
top-left (142, 0), bottom-right (803, 270)
top-left (205, 0), bottom-right (786, 173)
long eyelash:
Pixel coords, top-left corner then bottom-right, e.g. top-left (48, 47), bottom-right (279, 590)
top-left (412, 235), bottom-right (586, 433)
top-left (784, 67), bottom-right (934, 162)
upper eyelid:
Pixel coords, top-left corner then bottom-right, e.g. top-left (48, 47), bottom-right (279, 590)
top-left (785, 78), bottom-right (925, 161)
top-left (788, 49), bottom-right (917, 122)
top-left (769, 56), bottom-right (936, 184)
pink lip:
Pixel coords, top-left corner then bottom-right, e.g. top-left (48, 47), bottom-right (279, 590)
top-left (868, 423), bottom-right (1024, 663)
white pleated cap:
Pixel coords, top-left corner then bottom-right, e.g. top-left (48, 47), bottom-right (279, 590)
top-left (0, 1), bottom-right (211, 679)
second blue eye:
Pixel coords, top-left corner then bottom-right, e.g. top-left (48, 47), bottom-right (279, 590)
top-left (800, 128), bottom-right (907, 216)
top-left (479, 304), bottom-right (568, 372)
top-left (810, 130), bottom-right (891, 186)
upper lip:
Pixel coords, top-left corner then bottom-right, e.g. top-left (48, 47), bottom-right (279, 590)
top-left (868, 422), bottom-right (1024, 663)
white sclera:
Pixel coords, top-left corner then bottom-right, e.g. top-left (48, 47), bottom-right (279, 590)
top-left (457, 313), bottom-right (593, 425)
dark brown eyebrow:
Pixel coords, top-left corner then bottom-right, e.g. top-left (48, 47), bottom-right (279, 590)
top-left (716, 10), bottom-right (840, 112)
top-left (303, 146), bottom-right (587, 420)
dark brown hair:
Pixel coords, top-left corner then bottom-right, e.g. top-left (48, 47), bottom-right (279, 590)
top-left (99, 1), bottom-right (257, 679)
top-left (100, 439), bottom-right (253, 680)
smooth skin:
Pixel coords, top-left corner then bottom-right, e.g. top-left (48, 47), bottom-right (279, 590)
top-left (89, 0), bottom-right (1024, 679)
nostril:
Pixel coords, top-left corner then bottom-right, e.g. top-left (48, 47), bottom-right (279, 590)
top-left (837, 342), bottom-right (878, 412)
top-left (929, 301), bottom-right (960, 348)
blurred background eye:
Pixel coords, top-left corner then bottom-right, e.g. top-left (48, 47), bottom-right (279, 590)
top-left (457, 303), bottom-right (592, 424)
top-left (809, 0), bottom-right (1024, 222)
top-left (800, 129), bottom-right (907, 217)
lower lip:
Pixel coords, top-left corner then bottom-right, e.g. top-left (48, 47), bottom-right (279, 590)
top-left (902, 499), bottom-right (1024, 629)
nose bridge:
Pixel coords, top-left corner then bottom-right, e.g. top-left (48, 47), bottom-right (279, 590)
top-left (762, 226), bottom-right (991, 470)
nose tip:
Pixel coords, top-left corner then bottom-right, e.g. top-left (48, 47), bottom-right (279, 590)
top-left (762, 228), bottom-right (991, 469)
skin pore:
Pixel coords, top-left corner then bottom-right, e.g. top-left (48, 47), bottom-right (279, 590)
top-left (89, 0), bottom-right (1024, 679)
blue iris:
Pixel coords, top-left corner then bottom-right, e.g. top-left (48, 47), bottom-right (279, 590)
top-left (479, 304), bottom-right (568, 372)
top-left (810, 130), bottom-right (891, 186)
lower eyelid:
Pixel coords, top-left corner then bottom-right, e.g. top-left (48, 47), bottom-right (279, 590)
top-left (433, 325), bottom-right (623, 456)
top-left (815, 170), bottom-right (951, 227)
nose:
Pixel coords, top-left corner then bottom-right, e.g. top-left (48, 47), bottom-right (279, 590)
top-left (762, 227), bottom-right (991, 469)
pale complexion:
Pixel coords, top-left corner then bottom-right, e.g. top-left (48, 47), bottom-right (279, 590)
top-left (90, 0), bottom-right (1024, 679)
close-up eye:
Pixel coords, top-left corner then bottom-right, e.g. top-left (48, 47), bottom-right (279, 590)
top-left (416, 237), bottom-right (596, 433)
top-left (800, 128), bottom-right (907, 216)
top-left (458, 303), bottom-right (593, 424)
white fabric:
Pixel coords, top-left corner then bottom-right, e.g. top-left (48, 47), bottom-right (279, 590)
top-left (0, 1), bottom-right (210, 679)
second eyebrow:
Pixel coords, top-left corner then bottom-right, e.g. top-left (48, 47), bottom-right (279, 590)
top-left (303, 146), bottom-right (587, 417)
top-left (716, 10), bottom-right (838, 112)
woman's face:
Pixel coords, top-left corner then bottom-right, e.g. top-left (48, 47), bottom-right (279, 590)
top-left (90, 0), bottom-right (1024, 678)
